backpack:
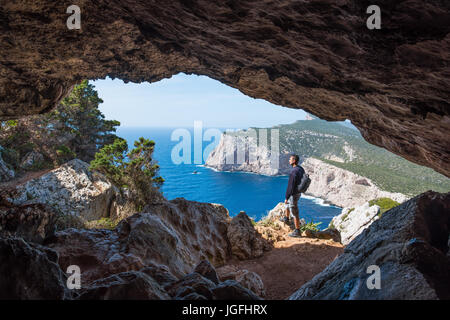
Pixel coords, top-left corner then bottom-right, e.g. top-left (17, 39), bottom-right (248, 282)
top-left (297, 168), bottom-right (311, 193)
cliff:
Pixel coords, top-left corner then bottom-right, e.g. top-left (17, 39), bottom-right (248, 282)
top-left (302, 158), bottom-right (409, 208)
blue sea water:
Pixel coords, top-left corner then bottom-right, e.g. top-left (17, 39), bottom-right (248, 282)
top-left (117, 127), bottom-right (342, 229)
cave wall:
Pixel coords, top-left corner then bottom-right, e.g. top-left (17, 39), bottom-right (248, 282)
top-left (0, 0), bottom-right (449, 177)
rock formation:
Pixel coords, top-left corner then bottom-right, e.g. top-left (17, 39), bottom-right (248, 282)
top-left (45, 200), bottom-right (232, 283)
top-left (77, 260), bottom-right (263, 300)
top-left (3, 159), bottom-right (116, 222)
top-left (0, 1), bottom-right (449, 177)
top-left (263, 202), bottom-right (341, 242)
top-left (216, 265), bottom-right (266, 298)
top-left (0, 237), bottom-right (71, 299)
top-left (301, 158), bottom-right (409, 208)
top-left (0, 149), bottom-right (14, 182)
top-left (289, 191), bottom-right (450, 300)
top-left (206, 132), bottom-right (292, 176)
top-left (330, 202), bottom-right (381, 245)
top-left (0, 187), bottom-right (270, 299)
top-left (227, 211), bottom-right (271, 260)
top-left (0, 200), bottom-right (57, 244)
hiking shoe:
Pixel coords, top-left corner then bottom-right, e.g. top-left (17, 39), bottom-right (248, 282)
top-left (288, 229), bottom-right (302, 238)
top-left (279, 216), bottom-right (290, 224)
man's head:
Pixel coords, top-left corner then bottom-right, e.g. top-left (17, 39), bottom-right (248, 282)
top-left (289, 154), bottom-right (299, 166)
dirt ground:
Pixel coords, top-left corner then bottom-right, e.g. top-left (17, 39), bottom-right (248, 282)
top-left (219, 236), bottom-right (344, 299)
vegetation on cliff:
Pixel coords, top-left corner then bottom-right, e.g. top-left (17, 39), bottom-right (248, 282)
top-left (369, 197), bottom-right (400, 216)
top-left (1, 80), bottom-right (164, 212)
top-left (90, 137), bottom-right (164, 209)
top-left (0, 80), bottom-right (120, 172)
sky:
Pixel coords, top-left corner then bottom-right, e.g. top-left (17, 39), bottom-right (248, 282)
top-left (92, 73), bottom-right (308, 129)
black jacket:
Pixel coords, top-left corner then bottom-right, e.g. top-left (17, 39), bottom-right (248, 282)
top-left (285, 165), bottom-right (305, 200)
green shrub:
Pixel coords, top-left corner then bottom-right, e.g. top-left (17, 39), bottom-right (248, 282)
top-left (300, 220), bottom-right (322, 232)
top-left (341, 208), bottom-right (354, 222)
top-left (369, 197), bottom-right (400, 216)
top-left (85, 217), bottom-right (119, 230)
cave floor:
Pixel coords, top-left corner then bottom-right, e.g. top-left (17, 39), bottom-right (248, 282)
top-left (218, 237), bottom-right (344, 299)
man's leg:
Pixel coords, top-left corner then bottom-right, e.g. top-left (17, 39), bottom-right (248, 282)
top-left (293, 215), bottom-right (300, 229)
top-left (280, 202), bottom-right (291, 224)
top-left (288, 194), bottom-right (302, 237)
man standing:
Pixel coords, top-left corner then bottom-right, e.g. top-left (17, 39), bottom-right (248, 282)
top-left (282, 154), bottom-right (305, 237)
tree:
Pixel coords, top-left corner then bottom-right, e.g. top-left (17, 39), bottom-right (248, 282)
top-left (49, 80), bottom-right (120, 162)
top-left (0, 80), bottom-right (120, 170)
top-left (89, 137), bottom-right (164, 209)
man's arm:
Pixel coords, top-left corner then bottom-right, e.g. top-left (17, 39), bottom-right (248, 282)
top-left (285, 171), bottom-right (296, 200)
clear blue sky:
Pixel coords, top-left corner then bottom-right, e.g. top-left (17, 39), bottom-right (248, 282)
top-left (92, 73), bottom-right (307, 129)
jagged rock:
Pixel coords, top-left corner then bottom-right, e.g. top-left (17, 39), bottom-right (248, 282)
top-left (289, 191), bottom-right (450, 300)
top-left (194, 260), bottom-right (220, 284)
top-left (0, 237), bottom-right (70, 299)
top-left (166, 272), bottom-right (216, 300)
top-left (170, 259), bottom-right (265, 300)
top-left (77, 271), bottom-right (170, 300)
top-left (4, 159), bottom-right (116, 222)
top-left (45, 199), bottom-right (231, 284)
top-left (0, 149), bottom-right (14, 182)
top-left (302, 228), bottom-right (341, 243)
top-left (217, 265), bottom-right (266, 298)
top-left (227, 211), bottom-right (271, 260)
top-left (109, 188), bottom-right (139, 222)
top-left (0, 198), bottom-right (57, 243)
top-left (19, 151), bottom-right (44, 170)
top-left (179, 293), bottom-right (208, 300)
top-left (139, 263), bottom-right (178, 288)
top-left (330, 202), bottom-right (381, 245)
top-left (212, 280), bottom-right (262, 300)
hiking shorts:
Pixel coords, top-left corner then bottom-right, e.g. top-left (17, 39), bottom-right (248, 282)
top-left (285, 193), bottom-right (301, 218)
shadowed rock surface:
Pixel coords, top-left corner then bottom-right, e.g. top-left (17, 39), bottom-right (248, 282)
top-left (227, 211), bottom-right (271, 260)
top-left (289, 191), bottom-right (450, 300)
top-left (44, 199), bottom-right (231, 284)
top-left (0, 199), bottom-right (57, 243)
top-left (78, 270), bottom-right (171, 300)
top-left (0, 1), bottom-right (449, 176)
top-left (216, 265), bottom-right (266, 298)
top-left (0, 237), bottom-right (70, 299)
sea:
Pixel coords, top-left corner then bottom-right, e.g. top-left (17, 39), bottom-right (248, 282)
top-left (117, 127), bottom-right (342, 229)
